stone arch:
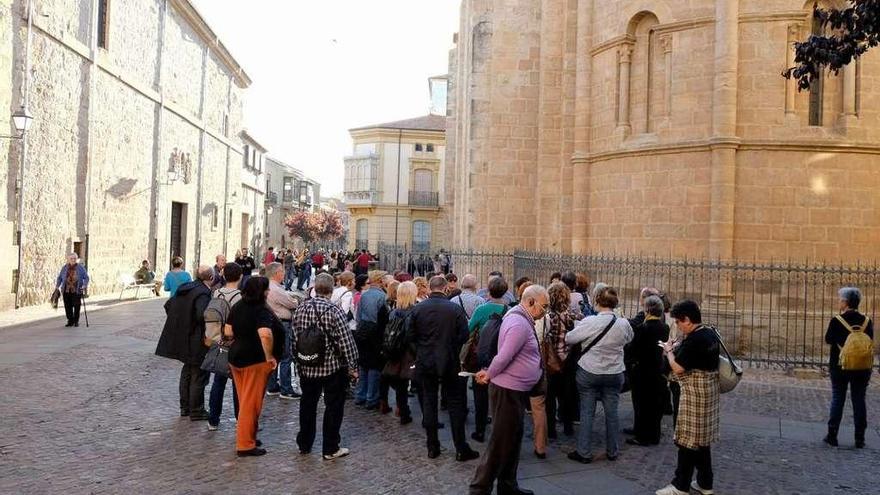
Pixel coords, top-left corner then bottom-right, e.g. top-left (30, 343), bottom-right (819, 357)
top-left (619, 1), bottom-right (672, 34)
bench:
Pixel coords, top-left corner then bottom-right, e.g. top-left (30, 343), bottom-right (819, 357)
top-left (118, 274), bottom-right (160, 300)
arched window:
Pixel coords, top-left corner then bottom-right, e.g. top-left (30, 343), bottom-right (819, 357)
top-left (356, 219), bottom-right (368, 250)
top-left (472, 21), bottom-right (492, 74)
top-left (412, 221), bottom-right (431, 252)
top-left (627, 12), bottom-right (661, 134)
top-left (413, 169), bottom-right (433, 192)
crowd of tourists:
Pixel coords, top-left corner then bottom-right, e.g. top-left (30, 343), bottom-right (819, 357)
top-left (148, 250), bottom-right (874, 495)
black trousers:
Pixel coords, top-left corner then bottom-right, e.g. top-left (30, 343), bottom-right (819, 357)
top-left (297, 368), bottom-right (348, 455)
top-left (546, 354), bottom-right (579, 434)
top-left (380, 375), bottom-right (412, 418)
top-left (418, 371), bottom-right (468, 452)
top-left (631, 372), bottom-right (664, 443)
top-left (62, 291), bottom-right (81, 324)
top-left (179, 363), bottom-right (209, 414)
top-left (473, 381), bottom-right (489, 435)
top-left (470, 384), bottom-right (528, 495)
top-left (673, 445), bottom-right (712, 491)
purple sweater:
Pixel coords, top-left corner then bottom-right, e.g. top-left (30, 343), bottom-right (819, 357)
top-left (487, 305), bottom-right (542, 392)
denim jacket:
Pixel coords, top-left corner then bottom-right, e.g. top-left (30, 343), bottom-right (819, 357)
top-left (56, 263), bottom-right (90, 293)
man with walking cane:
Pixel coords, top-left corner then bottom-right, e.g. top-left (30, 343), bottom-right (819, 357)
top-left (55, 253), bottom-right (89, 328)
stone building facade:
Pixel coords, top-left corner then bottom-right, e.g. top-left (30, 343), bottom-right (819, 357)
top-left (263, 155), bottom-right (321, 251)
top-left (0, 0), bottom-right (260, 309)
top-left (446, 0), bottom-right (880, 263)
top-left (344, 115), bottom-right (448, 254)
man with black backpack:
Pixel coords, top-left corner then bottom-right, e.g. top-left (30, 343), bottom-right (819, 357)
top-left (408, 276), bottom-right (480, 462)
top-left (292, 273), bottom-right (359, 460)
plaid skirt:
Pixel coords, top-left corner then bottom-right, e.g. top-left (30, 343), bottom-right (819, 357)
top-left (673, 369), bottom-right (720, 449)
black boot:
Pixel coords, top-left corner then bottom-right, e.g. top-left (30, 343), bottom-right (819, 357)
top-left (823, 426), bottom-right (838, 447)
top-left (855, 430), bottom-right (866, 449)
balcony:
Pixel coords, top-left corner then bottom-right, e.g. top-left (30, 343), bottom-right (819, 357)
top-left (265, 191), bottom-right (278, 207)
top-left (408, 190), bottom-right (439, 207)
top-left (345, 190), bottom-right (380, 206)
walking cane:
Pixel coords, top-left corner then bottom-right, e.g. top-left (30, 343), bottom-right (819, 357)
top-left (81, 290), bottom-right (89, 328)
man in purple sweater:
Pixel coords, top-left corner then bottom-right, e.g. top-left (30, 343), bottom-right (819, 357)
top-left (469, 284), bottom-right (548, 495)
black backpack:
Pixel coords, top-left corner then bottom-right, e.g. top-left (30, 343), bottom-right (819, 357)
top-left (382, 315), bottom-right (407, 360)
top-left (476, 312), bottom-right (505, 369)
top-left (295, 302), bottom-right (332, 367)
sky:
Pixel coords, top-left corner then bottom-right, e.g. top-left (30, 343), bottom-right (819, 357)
top-left (192, 0), bottom-right (461, 197)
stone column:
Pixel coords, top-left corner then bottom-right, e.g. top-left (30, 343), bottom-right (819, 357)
top-left (708, 0), bottom-right (739, 262)
top-left (616, 44), bottom-right (633, 133)
top-left (660, 35), bottom-right (673, 117)
top-left (785, 24), bottom-right (799, 115)
top-left (571, 0), bottom-right (593, 252)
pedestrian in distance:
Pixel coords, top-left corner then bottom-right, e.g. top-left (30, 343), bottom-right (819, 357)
top-left (408, 275), bottom-right (480, 462)
top-left (162, 256), bottom-right (192, 298)
top-left (155, 265), bottom-right (215, 421)
top-left (225, 276), bottom-right (285, 457)
top-left (469, 284), bottom-right (548, 495)
top-left (293, 273), bottom-right (360, 460)
top-left (56, 252), bottom-right (89, 328)
top-left (823, 286), bottom-right (874, 449)
top-left (353, 270), bottom-right (389, 409)
top-left (656, 299), bottom-right (720, 495)
top-left (265, 262), bottom-right (302, 400)
top-left (565, 286), bottom-right (633, 464)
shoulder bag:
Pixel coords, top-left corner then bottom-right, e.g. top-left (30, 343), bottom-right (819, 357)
top-left (712, 326), bottom-right (743, 393)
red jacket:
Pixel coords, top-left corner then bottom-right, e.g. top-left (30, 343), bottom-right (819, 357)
top-left (357, 253), bottom-right (371, 268)
top-left (312, 253), bottom-right (325, 267)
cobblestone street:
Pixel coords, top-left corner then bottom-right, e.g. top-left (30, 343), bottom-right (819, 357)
top-left (0, 299), bottom-right (878, 495)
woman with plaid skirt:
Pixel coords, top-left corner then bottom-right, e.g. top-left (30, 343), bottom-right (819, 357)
top-left (656, 300), bottom-right (720, 495)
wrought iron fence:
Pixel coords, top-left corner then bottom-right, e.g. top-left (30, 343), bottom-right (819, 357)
top-left (376, 246), bottom-right (879, 370)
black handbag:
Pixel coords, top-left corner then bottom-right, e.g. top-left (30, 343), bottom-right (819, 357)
top-left (201, 342), bottom-right (231, 378)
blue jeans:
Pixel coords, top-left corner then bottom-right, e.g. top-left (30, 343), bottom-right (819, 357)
top-left (355, 367), bottom-right (381, 406)
top-left (208, 372), bottom-right (239, 427)
top-left (267, 321), bottom-right (296, 395)
top-left (575, 368), bottom-right (624, 458)
top-left (296, 267), bottom-right (311, 290)
top-left (828, 368), bottom-right (871, 435)
top-left (284, 267), bottom-right (296, 290)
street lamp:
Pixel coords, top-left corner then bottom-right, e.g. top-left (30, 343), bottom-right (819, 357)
top-left (2, 106), bottom-right (34, 139)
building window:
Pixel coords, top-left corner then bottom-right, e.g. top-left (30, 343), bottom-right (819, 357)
top-left (808, 15), bottom-right (824, 126)
top-left (412, 221), bottom-right (431, 252)
top-left (243, 144), bottom-right (250, 167)
top-left (211, 205), bottom-right (218, 231)
top-left (222, 113), bottom-right (229, 137)
top-left (228, 209), bottom-right (233, 229)
top-left (283, 177), bottom-right (293, 202)
top-left (97, 0), bottom-right (110, 49)
top-left (266, 173), bottom-right (271, 194)
top-left (415, 143), bottom-right (423, 152)
top-left (426, 143), bottom-right (434, 152)
top-left (356, 219), bottom-right (369, 250)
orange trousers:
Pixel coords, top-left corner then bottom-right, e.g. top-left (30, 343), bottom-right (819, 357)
top-left (530, 395), bottom-right (547, 454)
top-left (230, 362), bottom-right (273, 451)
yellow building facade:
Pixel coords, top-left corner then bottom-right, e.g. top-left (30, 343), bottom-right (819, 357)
top-left (344, 115), bottom-right (448, 253)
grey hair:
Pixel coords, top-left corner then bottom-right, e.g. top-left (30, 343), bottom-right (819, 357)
top-left (196, 265), bottom-right (214, 282)
top-left (429, 275), bottom-right (448, 292)
top-left (314, 273), bottom-right (335, 296)
top-left (461, 274), bottom-right (478, 290)
top-left (522, 284), bottom-right (549, 302)
top-left (265, 262), bottom-right (284, 279)
top-left (838, 287), bottom-right (862, 310)
top-left (67, 252), bottom-right (78, 259)
top-left (644, 295), bottom-right (664, 317)
top-left (592, 282), bottom-right (608, 302)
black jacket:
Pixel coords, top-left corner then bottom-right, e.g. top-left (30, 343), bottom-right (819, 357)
top-left (825, 309), bottom-right (874, 369)
top-left (408, 292), bottom-right (469, 377)
top-left (155, 281), bottom-right (212, 365)
top-left (626, 317), bottom-right (670, 377)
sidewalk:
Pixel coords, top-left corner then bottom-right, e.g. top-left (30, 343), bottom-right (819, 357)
top-left (0, 291), bottom-right (162, 329)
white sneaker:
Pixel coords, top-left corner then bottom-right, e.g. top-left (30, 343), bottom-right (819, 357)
top-left (207, 423), bottom-right (218, 431)
top-left (323, 447), bottom-right (350, 460)
top-left (655, 485), bottom-right (688, 495)
top-left (691, 481), bottom-right (714, 495)
top-left (266, 391), bottom-right (280, 397)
